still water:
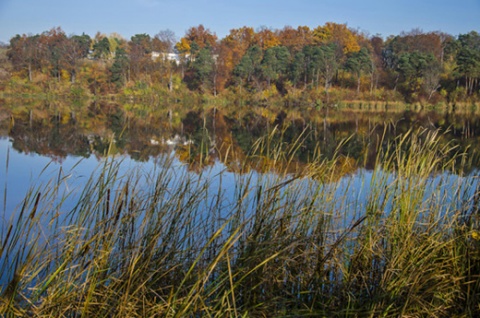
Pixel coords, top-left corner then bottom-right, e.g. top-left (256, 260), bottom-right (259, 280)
top-left (2, 103), bottom-right (480, 218)
top-left (1, 129), bottom-right (478, 228)
top-left (1, 104), bottom-right (480, 288)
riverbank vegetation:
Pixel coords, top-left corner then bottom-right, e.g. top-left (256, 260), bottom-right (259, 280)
top-left (0, 127), bottom-right (479, 316)
top-left (0, 24), bottom-right (479, 107)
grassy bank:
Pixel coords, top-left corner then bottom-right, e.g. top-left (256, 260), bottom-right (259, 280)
top-left (1, 128), bottom-right (479, 317)
top-left (2, 71), bottom-right (480, 110)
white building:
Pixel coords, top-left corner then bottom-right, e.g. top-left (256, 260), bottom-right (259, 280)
top-left (151, 52), bottom-right (187, 65)
top-left (151, 51), bottom-right (217, 64)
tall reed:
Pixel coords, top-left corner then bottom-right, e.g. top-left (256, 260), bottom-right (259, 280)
top-left (0, 127), bottom-right (479, 317)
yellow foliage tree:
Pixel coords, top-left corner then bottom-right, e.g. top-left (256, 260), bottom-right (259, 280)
top-left (257, 27), bottom-right (280, 50)
top-left (175, 37), bottom-right (191, 54)
top-left (108, 33), bottom-right (126, 57)
top-left (313, 22), bottom-right (360, 55)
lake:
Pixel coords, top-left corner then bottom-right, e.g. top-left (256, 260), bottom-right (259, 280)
top-left (1, 100), bottom-right (480, 315)
top-left (1, 102), bottom-right (480, 229)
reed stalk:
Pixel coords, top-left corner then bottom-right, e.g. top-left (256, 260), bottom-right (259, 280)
top-left (0, 127), bottom-right (479, 317)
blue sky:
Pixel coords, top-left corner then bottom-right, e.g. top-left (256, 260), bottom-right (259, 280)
top-left (0, 0), bottom-right (478, 43)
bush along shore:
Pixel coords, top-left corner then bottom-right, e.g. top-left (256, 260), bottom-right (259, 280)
top-left (0, 127), bottom-right (480, 317)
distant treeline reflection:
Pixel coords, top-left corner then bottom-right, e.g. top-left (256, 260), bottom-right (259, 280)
top-left (2, 99), bottom-right (480, 174)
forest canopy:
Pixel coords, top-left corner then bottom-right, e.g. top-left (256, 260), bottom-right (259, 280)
top-left (1, 24), bottom-right (479, 105)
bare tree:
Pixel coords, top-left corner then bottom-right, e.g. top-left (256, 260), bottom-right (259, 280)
top-left (153, 29), bottom-right (177, 53)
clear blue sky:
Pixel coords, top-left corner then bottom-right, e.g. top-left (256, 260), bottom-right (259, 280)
top-left (0, 0), bottom-right (478, 43)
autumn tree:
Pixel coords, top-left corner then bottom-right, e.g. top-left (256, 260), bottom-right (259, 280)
top-left (256, 26), bottom-right (280, 50)
top-left (176, 25), bottom-right (217, 56)
top-left (8, 28), bottom-right (89, 83)
top-left (313, 22), bottom-right (360, 57)
top-left (41, 27), bottom-right (68, 80)
top-left (175, 38), bottom-right (191, 56)
top-left (62, 33), bottom-right (91, 83)
top-left (223, 27), bottom-right (258, 54)
top-left (7, 34), bottom-right (42, 81)
top-left (382, 30), bottom-right (447, 99)
top-left (152, 29), bottom-right (177, 53)
top-left (382, 30), bottom-right (445, 72)
top-left (87, 60), bottom-right (108, 95)
top-left (108, 33), bottom-right (126, 57)
top-left (345, 47), bottom-right (372, 94)
top-left (216, 27), bottom-right (257, 91)
top-left (278, 26), bottom-right (314, 54)
top-left (395, 29), bottom-right (443, 60)
top-left (175, 25), bottom-right (217, 82)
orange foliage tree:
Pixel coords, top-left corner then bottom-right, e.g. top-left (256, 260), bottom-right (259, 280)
top-left (216, 27), bottom-right (258, 91)
top-left (176, 25), bottom-right (217, 56)
top-left (278, 26), bottom-right (314, 54)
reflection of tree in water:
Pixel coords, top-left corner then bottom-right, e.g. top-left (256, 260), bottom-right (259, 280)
top-left (2, 101), bottom-right (480, 174)
top-left (8, 115), bottom-right (90, 161)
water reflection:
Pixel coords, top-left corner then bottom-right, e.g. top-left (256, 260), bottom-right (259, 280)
top-left (2, 132), bottom-right (476, 232)
top-left (2, 100), bottom-right (480, 174)
top-left (2, 100), bottom-right (479, 227)
top-left (2, 100), bottom-right (480, 290)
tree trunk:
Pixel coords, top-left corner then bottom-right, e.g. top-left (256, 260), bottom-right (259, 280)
top-left (213, 63), bottom-right (218, 96)
top-left (28, 63), bottom-right (32, 82)
top-left (357, 76), bottom-right (361, 95)
top-left (393, 74), bottom-right (399, 92)
top-left (304, 70), bottom-right (307, 90)
top-left (428, 84), bottom-right (440, 101)
top-left (325, 80), bottom-right (330, 104)
top-left (370, 60), bottom-right (375, 95)
top-left (71, 70), bottom-right (76, 84)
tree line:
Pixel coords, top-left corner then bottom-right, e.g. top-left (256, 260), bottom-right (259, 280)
top-left (3, 24), bottom-right (480, 103)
